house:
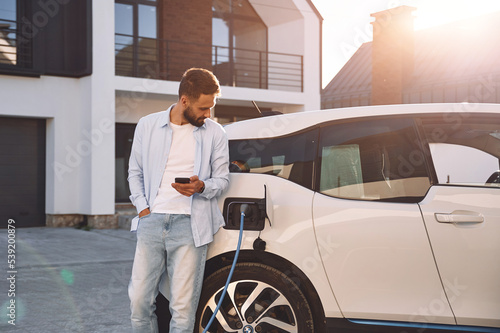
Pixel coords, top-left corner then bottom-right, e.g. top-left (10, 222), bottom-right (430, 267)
top-left (321, 6), bottom-right (500, 109)
top-left (0, 0), bottom-right (322, 228)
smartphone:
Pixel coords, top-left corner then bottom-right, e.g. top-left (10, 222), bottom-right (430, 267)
top-left (175, 177), bottom-right (191, 184)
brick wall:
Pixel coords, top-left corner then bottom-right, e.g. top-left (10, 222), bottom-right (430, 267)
top-left (158, 0), bottom-right (213, 80)
top-left (370, 6), bottom-right (415, 105)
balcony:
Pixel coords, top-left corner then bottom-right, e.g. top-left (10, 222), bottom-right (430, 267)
top-left (115, 33), bottom-right (303, 92)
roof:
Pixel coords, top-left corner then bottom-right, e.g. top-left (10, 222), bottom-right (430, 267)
top-left (224, 103), bottom-right (500, 140)
top-left (322, 42), bottom-right (372, 97)
top-left (322, 11), bottom-right (500, 108)
top-left (305, 0), bottom-right (324, 21)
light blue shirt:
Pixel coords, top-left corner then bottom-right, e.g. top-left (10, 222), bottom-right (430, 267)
top-left (128, 105), bottom-right (230, 247)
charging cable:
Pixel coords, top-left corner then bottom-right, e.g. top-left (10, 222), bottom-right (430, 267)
top-left (202, 204), bottom-right (248, 333)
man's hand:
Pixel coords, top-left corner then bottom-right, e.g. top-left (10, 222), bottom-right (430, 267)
top-left (171, 175), bottom-right (205, 197)
top-left (139, 208), bottom-right (150, 217)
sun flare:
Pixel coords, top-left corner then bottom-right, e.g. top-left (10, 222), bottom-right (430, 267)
top-left (411, 0), bottom-right (500, 30)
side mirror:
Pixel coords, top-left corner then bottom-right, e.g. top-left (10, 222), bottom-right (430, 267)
top-left (485, 171), bottom-right (500, 184)
top-left (229, 160), bottom-right (250, 173)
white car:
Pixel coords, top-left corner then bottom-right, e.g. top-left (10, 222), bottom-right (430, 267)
top-left (162, 103), bottom-right (500, 333)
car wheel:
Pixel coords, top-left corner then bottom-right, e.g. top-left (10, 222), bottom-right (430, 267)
top-left (196, 262), bottom-right (315, 333)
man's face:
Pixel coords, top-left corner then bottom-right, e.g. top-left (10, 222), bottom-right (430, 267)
top-left (182, 94), bottom-right (216, 127)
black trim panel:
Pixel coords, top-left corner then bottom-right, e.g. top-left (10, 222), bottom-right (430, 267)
top-left (326, 318), bottom-right (500, 333)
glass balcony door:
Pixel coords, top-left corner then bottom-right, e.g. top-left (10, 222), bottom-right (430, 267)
top-left (212, 0), bottom-right (268, 89)
top-left (115, 0), bottom-right (158, 78)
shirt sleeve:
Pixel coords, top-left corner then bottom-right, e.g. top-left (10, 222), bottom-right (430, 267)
top-left (128, 118), bottom-right (149, 214)
top-left (199, 126), bottom-right (230, 199)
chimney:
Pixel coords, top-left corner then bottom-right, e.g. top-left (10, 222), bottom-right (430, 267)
top-left (370, 6), bottom-right (416, 105)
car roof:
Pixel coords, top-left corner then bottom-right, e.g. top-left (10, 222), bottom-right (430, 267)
top-left (224, 103), bottom-right (500, 140)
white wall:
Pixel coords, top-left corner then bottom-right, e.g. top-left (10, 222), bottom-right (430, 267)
top-left (297, 0), bottom-right (322, 111)
top-left (0, 0), bottom-right (116, 216)
top-left (0, 75), bottom-right (84, 214)
top-left (116, 91), bottom-right (177, 124)
top-left (249, 0), bottom-right (321, 111)
top-left (114, 76), bottom-right (179, 123)
top-left (83, 0), bottom-right (116, 215)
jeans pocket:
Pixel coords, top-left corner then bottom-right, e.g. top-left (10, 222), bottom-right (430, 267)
top-left (137, 213), bottom-right (152, 234)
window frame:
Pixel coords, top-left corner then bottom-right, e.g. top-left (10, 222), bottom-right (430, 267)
top-left (0, 0), bottom-right (92, 78)
top-left (115, 0), bottom-right (158, 77)
top-left (0, 0), bottom-right (38, 76)
top-left (212, 0), bottom-right (268, 50)
top-left (115, 0), bottom-right (158, 39)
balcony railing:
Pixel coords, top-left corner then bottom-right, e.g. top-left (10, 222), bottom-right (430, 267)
top-left (0, 19), bottom-right (32, 69)
top-left (115, 33), bottom-right (303, 92)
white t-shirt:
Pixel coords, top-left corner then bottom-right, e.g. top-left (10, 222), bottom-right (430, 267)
top-left (151, 122), bottom-right (196, 214)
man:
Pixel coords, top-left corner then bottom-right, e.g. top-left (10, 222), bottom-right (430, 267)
top-left (127, 68), bottom-right (229, 332)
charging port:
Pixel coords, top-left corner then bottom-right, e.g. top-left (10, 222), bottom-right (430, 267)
top-left (223, 198), bottom-right (266, 231)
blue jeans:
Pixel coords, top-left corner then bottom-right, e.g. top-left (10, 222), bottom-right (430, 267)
top-left (129, 213), bottom-right (207, 333)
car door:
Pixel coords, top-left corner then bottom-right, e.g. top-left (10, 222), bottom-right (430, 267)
top-left (417, 113), bottom-right (500, 328)
top-left (312, 116), bottom-right (456, 324)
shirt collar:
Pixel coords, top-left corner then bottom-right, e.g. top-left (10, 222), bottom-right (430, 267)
top-left (159, 104), bottom-right (207, 130)
top-left (159, 105), bottom-right (174, 128)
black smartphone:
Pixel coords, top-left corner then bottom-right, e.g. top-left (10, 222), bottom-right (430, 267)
top-left (175, 177), bottom-right (191, 184)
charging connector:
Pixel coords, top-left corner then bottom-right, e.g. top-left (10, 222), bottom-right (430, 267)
top-left (240, 203), bottom-right (251, 215)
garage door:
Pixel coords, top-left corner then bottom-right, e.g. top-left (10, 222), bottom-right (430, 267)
top-left (0, 117), bottom-right (46, 228)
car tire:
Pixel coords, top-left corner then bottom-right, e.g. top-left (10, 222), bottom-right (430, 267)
top-left (196, 262), bottom-right (315, 333)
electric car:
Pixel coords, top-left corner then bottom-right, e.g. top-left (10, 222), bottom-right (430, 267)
top-left (160, 103), bottom-right (500, 333)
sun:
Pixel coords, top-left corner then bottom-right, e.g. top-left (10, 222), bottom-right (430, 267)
top-left (411, 0), bottom-right (500, 30)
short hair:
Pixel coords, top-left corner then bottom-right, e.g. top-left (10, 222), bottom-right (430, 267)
top-left (178, 68), bottom-right (221, 101)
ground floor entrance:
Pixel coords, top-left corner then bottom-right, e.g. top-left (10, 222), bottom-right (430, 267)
top-left (0, 117), bottom-right (46, 228)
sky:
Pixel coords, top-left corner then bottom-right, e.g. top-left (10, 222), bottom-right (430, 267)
top-left (311, 0), bottom-right (500, 88)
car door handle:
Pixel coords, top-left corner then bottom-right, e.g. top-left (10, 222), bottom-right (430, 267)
top-left (434, 211), bottom-right (484, 223)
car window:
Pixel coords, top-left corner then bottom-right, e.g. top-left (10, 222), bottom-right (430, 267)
top-left (420, 114), bottom-right (500, 187)
top-left (318, 117), bottom-right (431, 202)
top-left (228, 128), bottom-right (318, 189)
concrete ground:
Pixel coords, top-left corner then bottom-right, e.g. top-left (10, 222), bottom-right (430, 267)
top-left (0, 226), bottom-right (137, 332)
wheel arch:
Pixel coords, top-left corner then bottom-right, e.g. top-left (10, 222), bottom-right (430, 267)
top-left (205, 249), bottom-right (327, 332)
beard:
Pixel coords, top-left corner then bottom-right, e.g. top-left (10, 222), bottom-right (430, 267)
top-left (183, 105), bottom-right (206, 127)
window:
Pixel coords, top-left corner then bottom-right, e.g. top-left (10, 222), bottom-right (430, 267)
top-left (420, 114), bottom-right (500, 187)
top-left (0, 0), bottom-right (31, 70)
top-left (229, 128), bottom-right (318, 189)
top-left (1, 0), bottom-right (91, 77)
top-left (115, 0), bottom-right (158, 78)
top-left (212, 0), bottom-right (267, 88)
top-left (318, 117), bottom-right (431, 202)
top-left (0, 0), bottom-right (17, 66)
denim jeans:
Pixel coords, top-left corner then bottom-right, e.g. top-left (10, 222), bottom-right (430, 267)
top-left (129, 213), bottom-right (207, 333)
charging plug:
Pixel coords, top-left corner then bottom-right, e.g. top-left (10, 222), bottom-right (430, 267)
top-left (240, 203), bottom-right (252, 216)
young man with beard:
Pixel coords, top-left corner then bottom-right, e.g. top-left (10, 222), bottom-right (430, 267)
top-left (127, 68), bottom-right (229, 332)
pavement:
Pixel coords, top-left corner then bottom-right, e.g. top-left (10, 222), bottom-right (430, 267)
top-left (0, 226), bottom-right (137, 332)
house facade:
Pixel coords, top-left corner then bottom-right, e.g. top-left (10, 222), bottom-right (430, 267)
top-left (0, 0), bottom-right (322, 228)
